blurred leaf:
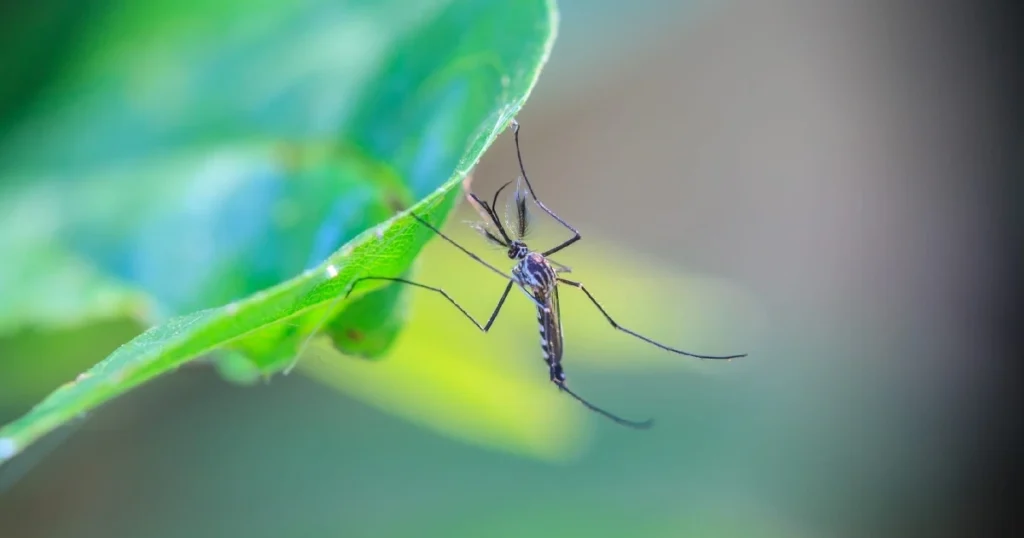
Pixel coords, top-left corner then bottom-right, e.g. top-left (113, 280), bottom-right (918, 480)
top-left (0, 236), bottom-right (151, 334)
top-left (0, 1), bottom-right (104, 136)
top-left (299, 331), bottom-right (588, 462)
top-left (0, 0), bottom-right (532, 330)
top-left (0, 0), bottom-right (557, 466)
top-left (0, 0), bottom-right (436, 175)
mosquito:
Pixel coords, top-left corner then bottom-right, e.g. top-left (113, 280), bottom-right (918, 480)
top-left (342, 120), bottom-right (746, 429)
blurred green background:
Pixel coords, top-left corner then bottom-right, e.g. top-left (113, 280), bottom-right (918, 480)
top-left (0, 0), bottom-right (1004, 537)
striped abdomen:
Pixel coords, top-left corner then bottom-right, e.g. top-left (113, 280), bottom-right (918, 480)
top-left (513, 252), bottom-right (564, 374)
top-left (536, 286), bottom-right (564, 365)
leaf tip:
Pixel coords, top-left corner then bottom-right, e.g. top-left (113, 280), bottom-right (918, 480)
top-left (0, 437), bottom-right (17, 462)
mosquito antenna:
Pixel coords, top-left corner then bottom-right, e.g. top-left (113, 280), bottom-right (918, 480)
top-left (468, 191), bottom-right (512, 244)
top-left (465, 183), bottom-right (510, 248)
top-left (410, 213), bottom-right (511, 280)
top-left (556, 382), bottom-right (654, 429)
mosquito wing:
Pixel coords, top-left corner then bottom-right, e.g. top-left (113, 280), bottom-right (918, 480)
top-left (505, 176), bottom-right (531, 240)
top-left (536, 285), bottom-right (564, 364)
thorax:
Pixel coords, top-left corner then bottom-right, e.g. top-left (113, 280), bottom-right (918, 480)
top-left (512, 252), bottom-right (557, 293)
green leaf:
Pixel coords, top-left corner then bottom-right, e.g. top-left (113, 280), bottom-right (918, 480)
top-left (0, 0), bottom-right (557, 466)
top-left (324, 276), bottom-right (412, 359)
top-left (0, 0), bottom-right (544, 330)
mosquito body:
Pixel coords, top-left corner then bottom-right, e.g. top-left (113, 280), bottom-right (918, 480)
top-left (341, 120), bottom-right (746, 429)
top-left (513, 251), bottom-right (565, 373)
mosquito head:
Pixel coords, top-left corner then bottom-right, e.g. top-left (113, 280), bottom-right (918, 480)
top-left (507, 240), bottom-right (529, 260)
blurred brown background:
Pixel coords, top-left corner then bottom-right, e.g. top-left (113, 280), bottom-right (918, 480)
top-left (471, 0), bottom-right (1012, 533)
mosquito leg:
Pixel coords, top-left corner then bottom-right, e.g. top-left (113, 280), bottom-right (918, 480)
top-left (554, 380), bottom-right (654, 429)
top-left (507, 120), bottom-right (582, 257)
top-left (557, 278), bottom-right (747, 360)
top-left (283, 277), bottom-right (514, 375)
top-left (541, 235), bottom-right (581, 257)
top-left (547, 259), bottom-right (572, 274)
top-left (288, 212), bottom-right (514, 372)
top-left (410, 213), bottom-right (513, 281)
top-left (346, 277), bottom-right (514, 332)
